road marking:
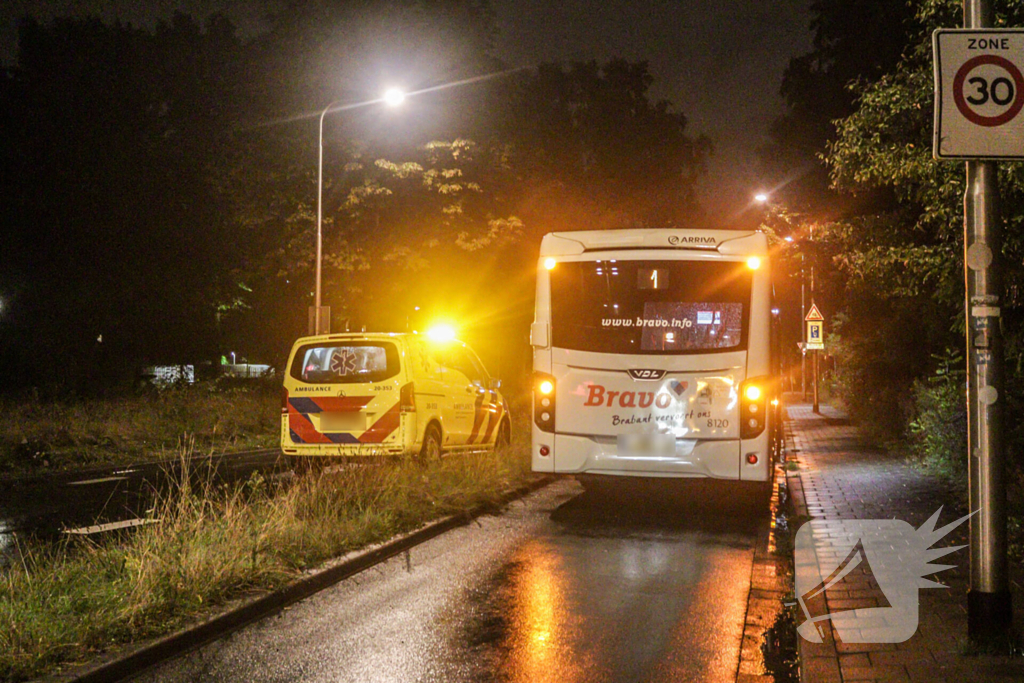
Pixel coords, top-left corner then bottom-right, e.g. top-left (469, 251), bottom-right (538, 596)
top-left (62, 518), bottom-right (160, 535)
top-left (68, 476), bottom-right (128, 486)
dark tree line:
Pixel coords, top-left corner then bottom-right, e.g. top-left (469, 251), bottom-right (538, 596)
top-left (0, 2), bottom-right (708, 392)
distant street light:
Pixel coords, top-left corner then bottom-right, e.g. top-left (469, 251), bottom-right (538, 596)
top-left (383, 87), bottom-right (406, 107)
top-left (754, 192), bottom-right (769, 203)
top-left (313, 88), bottom-right (406, 335)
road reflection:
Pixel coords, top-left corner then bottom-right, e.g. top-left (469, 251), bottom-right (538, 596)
top-left (463, 483), bottom-right (763, 683)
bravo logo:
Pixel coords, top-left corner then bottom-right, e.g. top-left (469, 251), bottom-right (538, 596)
top-left (583, 381), bottom-right (688, 408)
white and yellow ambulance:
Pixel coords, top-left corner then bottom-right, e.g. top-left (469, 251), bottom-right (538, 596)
top-left (281, 330), bottom-right (510, 464)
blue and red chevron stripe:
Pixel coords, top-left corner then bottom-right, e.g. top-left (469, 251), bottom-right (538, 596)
top-left (287, 396), bottom-right (401, 445)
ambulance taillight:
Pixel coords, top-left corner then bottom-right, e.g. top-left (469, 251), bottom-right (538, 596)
top-left (400, 382), bottom-right (416, 413)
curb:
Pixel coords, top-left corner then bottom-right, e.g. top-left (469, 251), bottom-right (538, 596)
top-left (47, 475), bottom-right (554, 683)
top-left (783, 405), bottom-right (822, 683)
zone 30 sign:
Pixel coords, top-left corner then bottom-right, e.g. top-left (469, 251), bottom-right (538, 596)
top-left (934, 29), bottom-right (1024, 159)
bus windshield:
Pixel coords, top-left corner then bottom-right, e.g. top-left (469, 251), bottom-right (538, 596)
top-left (550, 259), bottom-right (752, 354)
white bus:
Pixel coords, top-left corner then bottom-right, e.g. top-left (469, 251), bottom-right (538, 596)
top-left (531, 229), bottom-right (780, 497)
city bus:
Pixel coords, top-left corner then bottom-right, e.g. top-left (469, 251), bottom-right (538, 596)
top-left (531, 229), bottom-right (779, 498)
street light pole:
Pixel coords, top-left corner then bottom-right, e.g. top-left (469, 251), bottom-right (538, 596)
top-left (801, 254), bottom-right (807, 400)
top-left (313, 102), bottom-right (332, 336)
top-left (311, 89), bottom-right (405, 336)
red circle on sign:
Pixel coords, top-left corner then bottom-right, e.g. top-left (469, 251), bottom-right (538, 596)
top-left (953, 54), bottom-right (1024, 127)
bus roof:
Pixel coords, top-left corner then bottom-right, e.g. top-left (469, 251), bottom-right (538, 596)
top-left (539, 229), bottom-right (767, 257)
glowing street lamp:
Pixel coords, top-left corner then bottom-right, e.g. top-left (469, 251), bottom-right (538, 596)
top-left (754, 192), bottom-right (769, 204)
top-left (313, 88), bottom-right (406, 335)
top-left (383, 87), bottom-right (406, 107)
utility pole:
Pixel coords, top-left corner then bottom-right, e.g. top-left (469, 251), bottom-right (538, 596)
top-left (963, 0), bottom-right (1011, 642)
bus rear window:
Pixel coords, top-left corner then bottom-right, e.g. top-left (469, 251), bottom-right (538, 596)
top-left (550, 260), bottom-right (752, 354)
top-left (290, 343), bottom-right (400, 383)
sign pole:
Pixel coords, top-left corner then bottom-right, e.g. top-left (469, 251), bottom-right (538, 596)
top-left (964, 0), bottom-right (1011, 642)
top-left (812, 349), bottom-right (820, 414)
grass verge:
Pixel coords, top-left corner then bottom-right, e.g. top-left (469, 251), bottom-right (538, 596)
top-left (0, 382), bottom-right (279, 478)
top-left (0, 441), bottom-right (534, 682)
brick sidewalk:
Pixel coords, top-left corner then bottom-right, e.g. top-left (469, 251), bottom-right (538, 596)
top-left (785, 400), bottom-right (1024, 683)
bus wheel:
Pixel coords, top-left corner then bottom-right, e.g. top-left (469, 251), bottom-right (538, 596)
top-left (494, 419), bottom-right (511, 450)
top-left (419, 424), bottom-right (442, 464)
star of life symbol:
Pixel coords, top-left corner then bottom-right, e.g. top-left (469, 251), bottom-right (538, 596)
top-left (794, 507), bottom-right (974, 643)
top-left (330, 349), bottom-right (358, 376)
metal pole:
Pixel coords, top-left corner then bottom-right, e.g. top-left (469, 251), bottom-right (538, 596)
top-left (801, 258), bottom-right (807, 401)
top-left (964, 0), bottom-right (1011, 641)
top-left (812, 349), bottom-right (820, 415)
top-left (313, 105), bottom-right (329, 336)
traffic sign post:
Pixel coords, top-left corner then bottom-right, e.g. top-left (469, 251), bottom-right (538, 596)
top-left (933, 0), bottom-right (1012, 643)
top-left (805, 304), bottom-right (824, 415)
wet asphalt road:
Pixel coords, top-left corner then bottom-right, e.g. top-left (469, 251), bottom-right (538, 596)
top-left (136, 479), bottom-right (766, 683)
top-left (0, 449), bottom-right (283, 558)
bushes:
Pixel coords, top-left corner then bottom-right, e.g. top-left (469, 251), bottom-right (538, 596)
top-left (908, 353), bottom-right (967, 484)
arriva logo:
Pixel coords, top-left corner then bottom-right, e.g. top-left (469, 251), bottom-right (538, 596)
top-left (584, 381), bottom-right (688, 408)
top-left (668, 235), bottom-right (717, 246)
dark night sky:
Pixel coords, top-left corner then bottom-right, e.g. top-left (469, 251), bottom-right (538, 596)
top-left (0, 0), bottom-right (812, 218)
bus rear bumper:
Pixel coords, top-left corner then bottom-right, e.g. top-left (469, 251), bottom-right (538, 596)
top-left (532, 429), bottom-right (771, 481)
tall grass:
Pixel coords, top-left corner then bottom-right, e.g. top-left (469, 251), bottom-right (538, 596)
top-left (0, 441), bottom-right (534, 682)
top-left (0, 383), bottom-right (279, 476)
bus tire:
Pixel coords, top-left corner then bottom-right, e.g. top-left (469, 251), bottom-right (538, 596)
top-left (419, 423), bottom-right (443, 464)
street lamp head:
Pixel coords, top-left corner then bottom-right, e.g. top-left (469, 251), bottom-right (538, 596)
top-left (784, 236), bottom-right (794, 243)
top-left (754, 192), bottom-right (769, 204)
top-left (383, 87), bottom-right (405, 107)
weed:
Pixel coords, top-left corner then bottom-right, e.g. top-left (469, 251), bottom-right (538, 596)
top-left (0, 439), bottom-right (534, 682)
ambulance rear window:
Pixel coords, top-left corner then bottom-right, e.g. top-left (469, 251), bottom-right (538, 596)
top-left (290, 342), bottom-right (400, 384)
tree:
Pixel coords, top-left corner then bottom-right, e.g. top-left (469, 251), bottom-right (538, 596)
top-left (761, 0), bottom-right (915, 218)
top-left (819, 0), bottom-right (1024, 443)
top-left (0, 14), bottom-right (252, 390)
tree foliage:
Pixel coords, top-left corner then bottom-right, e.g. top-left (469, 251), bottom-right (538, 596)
top-left (818, 0), bottom-right (1024, 449)
top-left (0, 4), bottom-right (709, 390)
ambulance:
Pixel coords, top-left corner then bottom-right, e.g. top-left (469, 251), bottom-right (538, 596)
top-left (281, 331), bottom-right (510, 464)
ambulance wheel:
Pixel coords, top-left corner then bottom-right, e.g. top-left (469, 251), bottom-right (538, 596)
top-left (494, 419), bottom-right (511, 449)
top-left (419, 424), bottom-right (443, 464)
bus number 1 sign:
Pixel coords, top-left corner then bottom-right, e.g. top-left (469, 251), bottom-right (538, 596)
top-left (933, 29), bottom-right (1024, 159)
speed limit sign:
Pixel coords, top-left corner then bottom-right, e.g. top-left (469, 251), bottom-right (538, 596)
top-left (934, 29), bottom-right (1024, 158)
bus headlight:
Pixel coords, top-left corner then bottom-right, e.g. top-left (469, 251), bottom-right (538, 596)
top-left (534, 373), bottom-right (556, 433)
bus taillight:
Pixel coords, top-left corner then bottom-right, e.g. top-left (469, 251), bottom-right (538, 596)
top-left (740, 377), bottom-right (769, 439)
top-left (534, 373), bottom-right (556, 432)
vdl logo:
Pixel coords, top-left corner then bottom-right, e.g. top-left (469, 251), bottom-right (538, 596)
top-left (794, 508), bottom-right (974, 643)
